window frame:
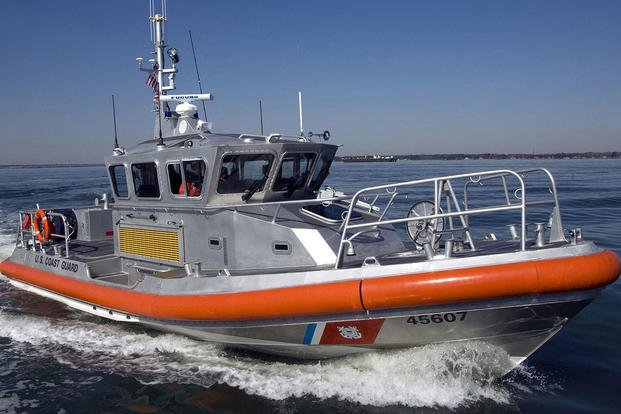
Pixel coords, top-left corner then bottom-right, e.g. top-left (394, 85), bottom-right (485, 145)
top-left (272, 152), bottom-right (317, 193)
top-left (167, 158), bottom-right (207, 199)
top-left (308, 152), bottom-right (333, 192)
top-left (216, 152), bottom-right (275, 195)
top-left (108, 164), bottom-right (130, 199)
top-left (130, 161), bottom-right (162, 200)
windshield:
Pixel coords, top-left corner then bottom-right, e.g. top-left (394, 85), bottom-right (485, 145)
top-left (217, 153), bottom-right (274, 194)
top-left (273, 153), bottom-right (316, 193)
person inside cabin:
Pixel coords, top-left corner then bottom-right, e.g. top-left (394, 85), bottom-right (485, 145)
top-left (179, 160), bottom-right (204, 196)
top-left (178, 177), bottom-right (201, 196)
top-left (168, 165), bottom-right (183, 194)
top-left (219, 166), bottom-right (229, 183)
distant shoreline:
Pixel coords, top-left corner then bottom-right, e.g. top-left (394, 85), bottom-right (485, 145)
top-left (1, 151), bottom-right (619, 168)
top-left (336, 151), bottom-right (620, 161)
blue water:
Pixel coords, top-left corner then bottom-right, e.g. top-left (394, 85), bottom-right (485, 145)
top-left (0, 159), bottom-right (620, 413)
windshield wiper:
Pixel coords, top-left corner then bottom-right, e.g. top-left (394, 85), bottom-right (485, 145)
top-left (242, 177), bottom-right (267, 202)
top-left (285, 175), bottom-right (307, 198)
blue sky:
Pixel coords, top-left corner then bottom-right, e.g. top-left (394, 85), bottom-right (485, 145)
top-left (1, 0), bottom-right (619, 163)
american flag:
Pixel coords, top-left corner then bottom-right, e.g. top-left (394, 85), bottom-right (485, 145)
top-left (146, 72), bottom-right (158, 90)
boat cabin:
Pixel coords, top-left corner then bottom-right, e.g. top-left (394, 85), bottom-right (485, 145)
top-left (105, 133), bottom-right (338, 206)
top-left (100, 132), bottom-right (399, 276)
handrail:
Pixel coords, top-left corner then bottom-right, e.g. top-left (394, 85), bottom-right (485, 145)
top-left (345, 203), bottom-right (523, 230)
top-left (334, 169), bottom-right (529, 268)
top-left (266, 133), bottom-right (309, 143)
top-left (18, 210), bottom-right (73, 258)
top-left (237, 133), bottom-right (310, 143)
top-left (463, 167), bottom-right (563, 243)
top-left (113, 195), bottom-right (358, 226)
top-left (237, 134), bottom-right (266, 142)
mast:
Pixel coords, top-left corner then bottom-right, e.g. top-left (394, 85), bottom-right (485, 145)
top-left (137, 1), bottom-right (213, 140)
top-left (154, 14), bottom-right (165, 97)
top-left (151, 13), bottom-right (178, 95)
top-left (154, 13), bottom-right (166, 146)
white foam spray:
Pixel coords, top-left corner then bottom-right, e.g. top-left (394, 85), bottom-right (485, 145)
top-left (0, 308), bottom-right (552, 408)
top-left (0, 233), bottom-right (16, 263)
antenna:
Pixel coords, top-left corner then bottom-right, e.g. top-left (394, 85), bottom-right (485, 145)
top-left (149, 0), bottom-right (154, 41)
top-left (111, 95), bottom-right (119, 150)
top-left (188, 30), bottom-right (208, 121)
top-left (259, 100), bottom-right (264, 135)
top-left (157, 96), bottom-right (164, 148)
top-left (159, 0), bottom-right (167, 39)
top-left (298, 91), bottom-right (304, 137)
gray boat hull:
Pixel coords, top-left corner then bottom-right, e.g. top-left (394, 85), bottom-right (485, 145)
top-left (141, 290), bottom-right (593, 364)
top-left (6, 274), bottom-right (591, 368)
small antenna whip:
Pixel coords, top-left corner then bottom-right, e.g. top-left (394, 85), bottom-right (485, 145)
top-left (111, 95), bottom-right (119, 149)
top-left (149, 0), bottom-right (154, 41)
top-left (161, 0), bottom-right (167, 39)
top-left (298, 91), bottom-right (304, 136)
top-left (259, 100), bottom-right (264, 135)
top-left (157, 97), bottom-right (164, 147)
top-left (188, 30), bottom-right (208, 120)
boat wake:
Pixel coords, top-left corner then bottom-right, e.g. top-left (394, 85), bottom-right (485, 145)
top-left (0, 234), bottom-right (15, 262)
top-left (0, 302), bottom-right (557, 409)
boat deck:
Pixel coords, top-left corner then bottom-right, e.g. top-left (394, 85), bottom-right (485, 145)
top-left (68, 240), bottom-right (115, 260)
top-left (343, 239), bottom-right (568, 269)
top-left (37, 236), bottom-right (571, 280)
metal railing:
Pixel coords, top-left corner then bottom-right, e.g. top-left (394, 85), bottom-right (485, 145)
top-left (238, 133), bottom-right (310, 144)
top-left (334, 168), bottom-right (563, 268)
top-left (463, 168), bottom-right (565, 244)
top-left (18, 210), bottom-right (74, 258)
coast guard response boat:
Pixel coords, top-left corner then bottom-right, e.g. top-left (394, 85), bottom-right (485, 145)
top-left (1, 8), bottom-right (619, 370)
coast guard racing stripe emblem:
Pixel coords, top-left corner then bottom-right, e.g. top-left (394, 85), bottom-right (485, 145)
top-left (303, 319), bottom-right (384, 345)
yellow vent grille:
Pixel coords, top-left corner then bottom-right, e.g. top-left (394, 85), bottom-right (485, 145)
top-left (119, 226), bottom-right (180, 262)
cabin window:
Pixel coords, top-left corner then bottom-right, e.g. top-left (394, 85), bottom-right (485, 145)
top-left (273, 153), bottom-right (316, 193)
top-left (308, 153), bottom-right (333, 192)
top-left (109, 165), bottom-right (129, 198)
top-left (168, 163), bottom-right (182, 194)
top-left (217, 154), bottom-right (274, 194)
top-left (168, 160), bottom-right (206, 197)
top-left (131, 162), bottom-right (160, 198)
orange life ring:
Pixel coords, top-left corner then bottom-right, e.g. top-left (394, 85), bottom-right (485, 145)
top-left (33, 209), bottom-right (53, 244)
